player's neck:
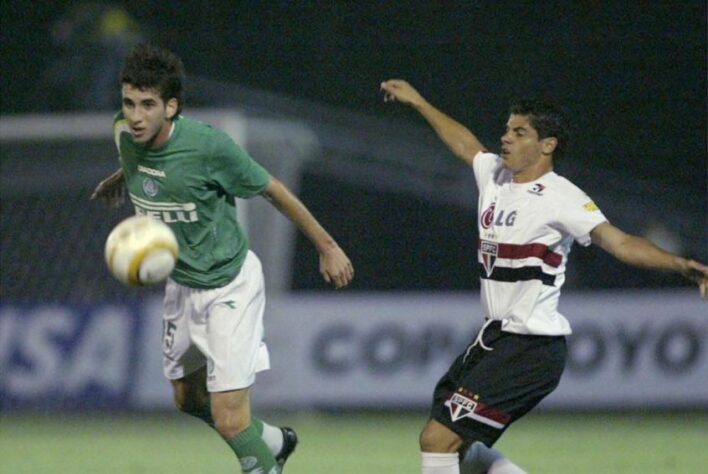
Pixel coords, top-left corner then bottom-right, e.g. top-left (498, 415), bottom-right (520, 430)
top-left (512, 159), bottom-right (553, 183)
top-left (149, 121), bottom-right (175, 149)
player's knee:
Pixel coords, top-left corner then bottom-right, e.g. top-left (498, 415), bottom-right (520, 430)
top-left (211, 408), bottom-right (250, 440)
top-left (419, 419), bottom-right (463, 453)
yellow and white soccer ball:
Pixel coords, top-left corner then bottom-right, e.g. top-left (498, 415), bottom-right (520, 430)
top-left (104, 215), bottom-right (179, 286)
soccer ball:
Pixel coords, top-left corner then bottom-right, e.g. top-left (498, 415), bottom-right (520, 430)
top-left (104, 215), bottom-right (179, 286)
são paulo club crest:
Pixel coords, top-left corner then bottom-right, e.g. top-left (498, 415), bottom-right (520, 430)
top-left (444, 390), bottom-right (509, 429)
top-left (445, 392), bottom-right (479, 422)
top-left (480, 240), bottom-right (498, 276)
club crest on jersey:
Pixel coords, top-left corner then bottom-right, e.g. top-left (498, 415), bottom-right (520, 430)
top-left (445, 392), bottom-right (479, 422)
top-left (480, 240), bottom-right (498, 276)
top-left (528, 183), bottom-right (545, 195)
top-left (142, 177), bottom-right (159, 197)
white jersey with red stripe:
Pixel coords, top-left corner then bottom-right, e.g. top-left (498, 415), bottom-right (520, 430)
top-left (473, 152), bottom-right (607, 335)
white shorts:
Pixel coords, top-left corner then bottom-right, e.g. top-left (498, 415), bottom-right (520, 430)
top-left (162, 250), bottom-right (270, 392)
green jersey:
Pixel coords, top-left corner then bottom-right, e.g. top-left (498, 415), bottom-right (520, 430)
top-left (113, 113), bottom-right (271, 288)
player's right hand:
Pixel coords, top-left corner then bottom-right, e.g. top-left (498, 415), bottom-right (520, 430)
top-left (380, 79), bottom-right (425, 107)
top-left (90, 169), bottom-right (125, 208)
top-left (681, 259), bottom-right (708, 300)
top-left (319, 244), bottom-right (354, 290)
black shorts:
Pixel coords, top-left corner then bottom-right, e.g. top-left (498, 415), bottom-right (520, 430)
top-left (430, 321), bottom-right (566, 447)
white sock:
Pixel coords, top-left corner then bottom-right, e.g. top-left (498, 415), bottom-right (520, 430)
top-left (460, 442), bottom-right (526, 474)
top-left (421, 452), bottom-right (460, 474)
top-left (460, 441), bottom-right (504, 474)
top-left (260, 422), bottom-right (284, 455)
top-left (488, 459), bottom-right (527, 474)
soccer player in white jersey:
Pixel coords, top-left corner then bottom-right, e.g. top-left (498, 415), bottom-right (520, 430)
top-left (380, 79), bottom-right (708, 474)
top-left (92, 44), bottom-right (354, 474)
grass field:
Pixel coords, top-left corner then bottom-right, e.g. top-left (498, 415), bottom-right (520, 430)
top-left (1, 410), bottom-right (706, 473)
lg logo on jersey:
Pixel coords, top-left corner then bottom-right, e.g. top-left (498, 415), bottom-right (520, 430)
top-left (480, 203), bottom-right (517, 229)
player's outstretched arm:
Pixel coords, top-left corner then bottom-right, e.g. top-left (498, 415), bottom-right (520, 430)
top-left (261, 176), bottom-right (354, 289)
top-left (90, 168), bottom-right (125, 208)
top-left (380, 79), bottom-right (487, 166)
top-left (591, 222), bottom-right (708, 298)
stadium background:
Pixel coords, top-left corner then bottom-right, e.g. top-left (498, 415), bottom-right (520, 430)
top-left (1, 2), bottom-right (706, 473)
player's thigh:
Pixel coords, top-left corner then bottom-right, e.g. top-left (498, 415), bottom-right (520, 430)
top-left (199, 251), bottom-right (270, 392)
top-left (163, 279), bottom-right (207, 381)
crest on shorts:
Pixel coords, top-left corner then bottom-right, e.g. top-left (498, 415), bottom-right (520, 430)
top-left (445, 392), bottom-right (479, 422)
top-left (444, 390), bottom-right (508, 429)
top-left (480, 240), bottom-right (498, 277)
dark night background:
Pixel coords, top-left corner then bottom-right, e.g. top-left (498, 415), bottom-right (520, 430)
top-left (3, 2), bottom-right (705, 177)
top-left (1, 1), bottom-right (706, 296)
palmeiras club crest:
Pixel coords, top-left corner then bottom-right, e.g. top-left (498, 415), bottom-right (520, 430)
top-left (143, 177), bottom-right (159, 197)
top-left (480, 240), bottom-right (498, 277)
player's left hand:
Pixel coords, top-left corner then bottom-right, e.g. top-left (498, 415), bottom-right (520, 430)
top-left (680, 259), bottom-right (708, 299)
top-left (319, 245), bottom-right (354, 289)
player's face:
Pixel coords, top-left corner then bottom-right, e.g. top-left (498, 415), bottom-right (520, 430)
top-left (500, 114), bottom-right (555, 181)
top-left (121, 84), bottom-right (178, 148)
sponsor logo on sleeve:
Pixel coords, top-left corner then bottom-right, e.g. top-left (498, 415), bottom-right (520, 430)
top-left (583, 201), bottom-right (599, 211)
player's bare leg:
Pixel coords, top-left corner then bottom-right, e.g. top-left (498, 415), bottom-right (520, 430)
top-left (419, 419), bottom-right (526, 474)
top-left (419, 419), bottom-right (462, 474)
top-left (211, 388), bottom-right (280, 473)
top-left (171, 368), bottom-right (295, 471)
top-left (171, 367), bottom-right (212, 425)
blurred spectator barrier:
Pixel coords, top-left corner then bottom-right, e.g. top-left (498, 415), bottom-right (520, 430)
top-left (1, 110), bottom-right (703, 301)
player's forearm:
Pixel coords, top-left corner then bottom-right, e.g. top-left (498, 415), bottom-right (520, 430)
top-left (610, 234), bottom-right (685, 272)
top-left (261, 177), bottom-right (339, 254)
top-left (107, 168), bottom-right (124, 182)
top-left (414, 99), bottom-right (486, 164)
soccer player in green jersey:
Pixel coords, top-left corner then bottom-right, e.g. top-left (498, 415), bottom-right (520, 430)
top-left (92, 44), bottom-right (354, 473)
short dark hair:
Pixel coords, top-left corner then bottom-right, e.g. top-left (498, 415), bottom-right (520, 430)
top-left (120, 44), bottom-right (185, 116)
top-left (509, 99), bottom-right (569, 159)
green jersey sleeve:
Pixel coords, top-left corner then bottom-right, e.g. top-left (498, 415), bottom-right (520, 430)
top-left (208, 132), bottom-right (271, 198)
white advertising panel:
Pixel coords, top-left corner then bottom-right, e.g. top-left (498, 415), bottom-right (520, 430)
top-left (256, 290), bottom-right (708, 409)
top-left (1, 290), bottom-right (705, 410)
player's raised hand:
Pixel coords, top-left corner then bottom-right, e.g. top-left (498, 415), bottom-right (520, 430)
top-left (91, 169), bottom-right (125, 208)
top-left (380, 79), bottom-right (425, 107)
top-left (319, 244), bottom-right (354, 289)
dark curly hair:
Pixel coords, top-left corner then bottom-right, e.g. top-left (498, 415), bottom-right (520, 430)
top-left (509, 99), bottom-right (570, 159)
top-left (120, 44), bottom-right (185, 117)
